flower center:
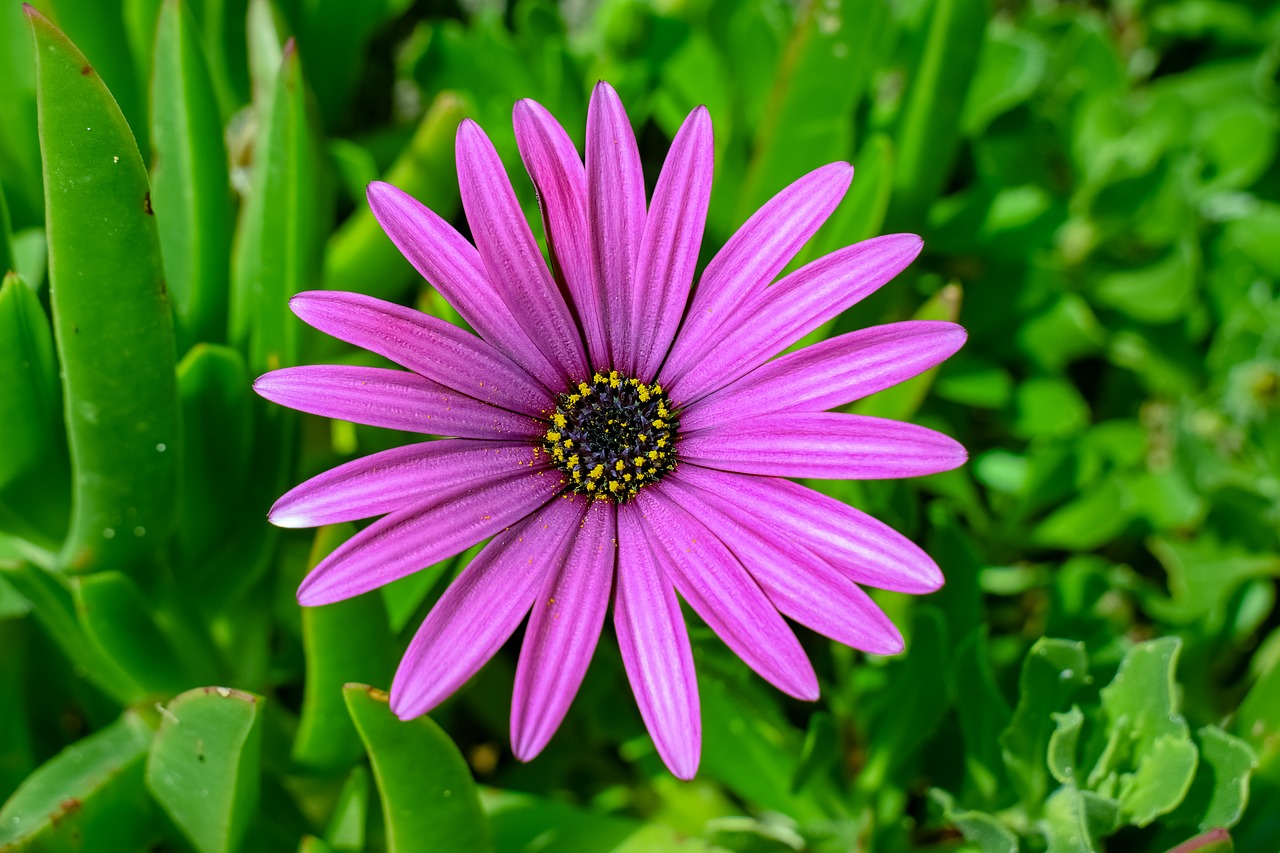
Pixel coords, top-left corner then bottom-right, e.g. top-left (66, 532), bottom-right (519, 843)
top-left (543, 371), bottom-right (680, 503)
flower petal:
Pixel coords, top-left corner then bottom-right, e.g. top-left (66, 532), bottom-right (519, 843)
top-left (631, 106), bottom-right (714, 380)
top-left (680, 412), bottom-right (966, 479)
top-left (676, 465), bottom-right (944, 593)
top-left (269, 440), bottom-right (538, 528)
top-left (253, 365), bottom-right (545, 440)
top-left (366, 181), bottom-right (562, 389)
top-left (511, 499), bottom-right (616, 761)
top-left (664, 476), bottom-right (903, 654)
top-left (586, 82), bottom-right (646, 370)
top-left (663, 162), bottom-right (853, 378)
top-left (456, 119), bottom-right (588, 384)
top-left (615, 502), bottom-right (700, 780)
top-left (390, 496), bottom-right (586, 719)
top-left (665, 233), bottom-right (924, 404)
top-left (296, 468), bottom-right (563, 605)
top-left (513, 99), bottom-right (609, 369)
top-left (290, 291), bottom-right (553, 417)
top-left (635, 490), bottom-right (818, 701)
top-left (681, 321), bottom-right (966, 431)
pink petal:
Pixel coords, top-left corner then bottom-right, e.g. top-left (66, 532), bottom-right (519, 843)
top-left (456, 120), bottom-right (588, 385)
top-left (665, 233), bottom-right (924, 404)
top-left (615, 502), bottom-right (700, 780)
top-left (679, 412), bottom-right (966, 479)
top-left (513, 99), bottom-right (609, 370)
top-left (269, 440), bottom-right (539, 528)
top-left (635, 490), bottom-right (819, 701)
top-left (296, 468), bottom-right (563, 605)
top-left (631, 106), bottom-right (714, 380)
top-left (680, 321), bottom-right (966, 431)
top-left (511, 499), bottom-right (616, 761)
top-left (390, 496), bottom-right (586, 719)
top-left (586, 82), bottom-right (646, 370)
top-left (253, 365), bottom-right (545, 440)
top-left (675, 465), bottom-right (944, 593)
top-left (663, 477), bottom-right (903, 654)
top-left (663, 162), bottom-right (853, 378)
top-left (290, 291), bottom-right (553, 417)
top-left (366, 181), bottom-right (562, 389)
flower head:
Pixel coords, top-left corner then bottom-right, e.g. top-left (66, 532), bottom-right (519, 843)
top-left (254, 81), bottom-right (967, 779)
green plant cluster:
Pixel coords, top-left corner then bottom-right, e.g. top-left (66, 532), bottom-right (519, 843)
top-left (1, 0), bottom-right (1278, 851)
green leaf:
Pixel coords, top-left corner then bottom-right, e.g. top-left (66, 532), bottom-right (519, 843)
top-left (0, 712), bottom-right (156, 850)
top-left (175, 343), bottom-right (251, 569)
top-left (296, 0), bottom-right (414, 127)
top-left (146, 686), bottom-right (264, 853)
top-left (0, 271), bottom-right (67, 547)
top-left (1000, 638), bottom-right (1089, 811)
top-left (853, 283), bottom-right (962, 421)
top-left (1093, 239), bottom-right (1199, 324)
top-left (71, 571), bottom-right (189, 700)
top-left (229, 38), bottom-right (329, 376)
top-left (1168, 725), bottom-right (1256, 833)
top-left (790, 711), bottom-right (838, 796)
top-left (293, 525), bottom-right (393, 774)
top-left (1146, 536), bottom-right (1280, 626)
top-left (800, 132), bottom-right (895, 267)
top-left (963, 22), bottom-right (1047, 134)
top-left (1048, 706), bottom-right (1085, 786)
top-left (27, 6), bottom-right (179, 575)
top-left (930, 789), bottom-right (1018, 853)
top-left (1118, 735), bottom-right (1199, 827)
top-left (0, 3), bottom-right (42, 225)
top-left (343, 684), bottom-right (491, 853)
top-left (954, 628), bottom-right (1012, 804)
top-left (0, 616), bottom-right (35, 801)
top-left (323, 765), bottom-right (369, 851)
top-left (150, 0), bottom-right (233, 352)
top-left (888, 0), bottom-right (988, 227)
top-left (1043, 785), bottom-right (1120, 853)
top-left (323, 90), bottom-right (467, 305)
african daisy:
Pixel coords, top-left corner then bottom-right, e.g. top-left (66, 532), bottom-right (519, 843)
top-left (254, 81), bottom-right (967, 779)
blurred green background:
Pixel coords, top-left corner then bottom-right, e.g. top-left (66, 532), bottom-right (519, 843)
top-left (1, 0), bottom-right (1279, 850)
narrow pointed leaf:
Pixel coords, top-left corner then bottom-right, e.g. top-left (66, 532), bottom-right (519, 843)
top-left (343, 684), bottom-right (491, 853)
top-left (28, 7), bottom-right (179, 574)
top-left (151, 0), bottom-right (233, 351)
top-left (854, 283), bottom-right (963, 420)
top-left (146, 686), bottom-right (264, 853)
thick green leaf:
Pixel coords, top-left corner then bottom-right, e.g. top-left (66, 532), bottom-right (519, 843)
top-left (146, 686), bottom-right (264, 853)
top-left (1000, 638), bottom-right (1089, 811)
top-left (150, 0), bottom-right (233, 352)
top-left (0, 712), bottom-right (156, 850)
top-left (322, 90), bottom-right (467, 305)
top-left (323, 765), bottom-right (369, 851)
top-left (175, 343), bottom-right (251, 570)
top-left (292, 525), bottom-right (392, 774)
top-left (0, 3), bottom-right (41, 225)
top-left (343, 684), bottom-right (491, 853)
top-left (930, 789), bottom-right (1018, 853)
top-left (888, 0), bottom-right (988, 227)
top-left (0, 616), bottom-right (34, 801)
top-left (229, 38), bottom-right (329, 376)
top-left (1043, 785), bottom-right (1120, 853)
top-left (1169, 726), bottom-right (1256, 832)
top-left (71, 571), bottom-right (189, 700)
top-left (28, 6), bottom-right (179, 575)
top-left (0, 272), bottom-right (67, 547)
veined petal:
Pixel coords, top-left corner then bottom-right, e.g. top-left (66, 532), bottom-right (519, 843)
top-left (635, 490), bottom-right (819, 701)
top-left (390, 496), bottom-right (586, 720)
top-left (664, 162), bottom-right (853, 378)
top-left (253, 365), bottom-right (545, 440)
top-left (513, 99), bottom-right (609, 369)
top-left (366, 181), bottom-right (562, 389)
top-left (681, 321), bottom-right (966, 431)
top-left (269, 440), bottom-right (540, 528)
top-left (615, 502), bottom-right (700, 780)
top-left (511, 499), bottom-right (616, 761)
top-left (631, 106), bottom-right (714, 380)
top-left (586, 82), bottom-right (646, 369)
top-left (666, 233), bottom-right (924, 404)
top-left (664, 476), bottom-right (903, 654)
top-left (680, 412), bottom-right (966, 479)
top-left (290, 291), bottom-right (553, 417)
top-left (676, 465), bottom-right (944, 593)
top-left (296, 468), bottom-right (563, 605)
top-left (456, 120), bottom-right (588, 384)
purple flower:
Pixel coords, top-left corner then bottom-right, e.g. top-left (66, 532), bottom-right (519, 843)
top-left (254, 82), bottom-right (967, 779)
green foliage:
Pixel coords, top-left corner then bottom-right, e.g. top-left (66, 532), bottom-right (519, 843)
top-left (1, 0), bottom-right (1278, 850)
